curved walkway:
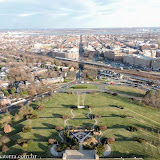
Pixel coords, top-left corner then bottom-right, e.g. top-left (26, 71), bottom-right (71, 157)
top-left (92, 119), bottom-right (97, 129)
top-left (71, 109), bottom-right (75, 119)
top-left (87, 108), bottom-right (92, 119)
top-left (59, 130), bottom-right (64, 143)
top-left (50, 144), bottom-right (64, 157)
top-left (103, 144), bottom-right (111, 157)
top-left (98, 131), bottom-right (103, 144)
top-left (86, 108), bottom-right (98, 130)
top-left (64, 119), bottom-right (70, 129)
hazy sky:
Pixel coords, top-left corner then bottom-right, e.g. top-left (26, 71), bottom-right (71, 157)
top-left (0, 0), bottom-right (160, 29)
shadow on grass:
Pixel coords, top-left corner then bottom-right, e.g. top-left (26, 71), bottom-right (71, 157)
top-left (30, 103), bottom-right (39, 109)
top-left (39, 113), bottom-right (62, 119)
top-left (43, 123), bottom-right (56, 129)
top-left (34, 133), bottom-right (49, 142)
top-left (33, 123), bottom-right (56, 130)
top-left (73, 118), bottom-right (88, 120)
top-left (108, 151), bottom-right (145, 159)
top-left (102, 114), bottom-right (120, 118)
top-left (5, 147), bottom-right (24, 155)
top-left (10, 123), bottom-right (24, 134)
top-left (134, 123), bottom-right (159, 134)
top-left (62, 104), bottom-right (75, 108)
top-left (82, 122), bottom-right (94, 128)
top-left (38, 143), bottom-right (47, 151)
top-left (108, 124), bottom-right (126, 129)
top-left (4, 134), bottom-right (22, 151)
top-left (52, 113), bottom-right (62, 118)
top-left (114, 134), bottom-right (134, 142)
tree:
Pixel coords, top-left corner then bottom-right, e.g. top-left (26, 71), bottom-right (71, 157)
top-left (0, 114), bottom-right (12, 125)
top-left (18, 106), bottom-right (33, 118)
top-left (22, 143), bottom-right (28, 150)
top-left (0, 136), bottom-right (9, 146)
top-left (22, 126), bottom-right (32, 133)
top-left (37, 105), bottom-right (45, 111)
top-left (62, 115), bottom-right (69, 120)
top-left (28, 85), bottom-right (37, 96)
top-left (95, 144), bottom-right (105, 157)
top-left (19, 90), bottom-right (28, 96)
top-left (89, 105), bottom-right (94, 108)
top-left (94, 115), bottom-right (101, 119)
top-left (0, 65), bottom-right (3, 70)
top-left (55, 126), bottom-right (64, 131)
top-left (106, 137), bottom-right (115, 144)
top-left (99, 126), bottom-right (107, 131)
top-left (2, 145), bottom-right (8, 153)
top-left (56, 144), bottom-right (67, 152)
top-left (48, 138), bottom-right (56, 144)
top-left (1, 89), bottom-right (9, 97)
top-left (10, 87), bottom-right (16, 94)
top-left (4, 124), bottom-right (12, 133)
top-left (144, 90), bottom-right (160, 108)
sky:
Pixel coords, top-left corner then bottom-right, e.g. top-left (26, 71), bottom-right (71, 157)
top-left (0, 0), bottom-right (160, 29)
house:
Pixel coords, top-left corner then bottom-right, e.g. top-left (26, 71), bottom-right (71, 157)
top-left (0, 98), bottom-right (11, 106)
top-left (31, 69), bottom-right (48, 76)
top-left (0, 72), bottom-right (7, 79)
top-left (41, 77), bottom-right (64, 84)
top-left (62, 67), bottom-right (69, 72)
top-left (0, 81), bottom-right (9, 88)
top-left (70, 67), bottom-right (75, 72)
top-left (0, 91), bottom-right (4, 99)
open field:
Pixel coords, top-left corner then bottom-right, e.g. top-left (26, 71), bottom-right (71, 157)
top-left (106, 86), bottom-right (146, 97)
top-left (0, 93), bottom-right (160, 160)
top-left (69, 84), bottom-right (98, 90)
top-left (20, 157), bottom-right (143, 160)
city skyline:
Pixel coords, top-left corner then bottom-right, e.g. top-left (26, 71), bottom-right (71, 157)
top-left (0, 0), bottom-right (160, 29)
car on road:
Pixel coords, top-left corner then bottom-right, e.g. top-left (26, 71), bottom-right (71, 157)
top-left (81, 81), bottom-right (84, 83)
top-left (32, 98), bottom-right (36, 102)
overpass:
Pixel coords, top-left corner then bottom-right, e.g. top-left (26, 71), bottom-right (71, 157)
top-left (55, 56), bottom-right (111, 68)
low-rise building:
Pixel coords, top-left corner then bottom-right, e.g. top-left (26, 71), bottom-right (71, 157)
top-left (151, 58), bottom-right (160, 71)
top-left (0, 81), bottom-right (9, 88)
top-left (123, 54), bottom-right (152, 68)
top-left (41, 77), bottom-right (64, 84)
top-left (104, 49), bottom-right (124, 61)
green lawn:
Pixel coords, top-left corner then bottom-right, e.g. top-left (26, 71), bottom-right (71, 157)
top-left (0, 93), bottom-right (160, 160)
top-left (106, 86), bottom-right (146, 97)
top-left (69, 84), bottom-right (98, 90)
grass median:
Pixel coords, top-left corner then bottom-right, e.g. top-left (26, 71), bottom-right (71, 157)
top-left (69, 84), bottom-right (98, 90)
top-left (106, 85), bottom-right (146, 97)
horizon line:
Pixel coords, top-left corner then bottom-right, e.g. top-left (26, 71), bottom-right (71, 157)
top-left (0, 27), bottom-right (160, 30)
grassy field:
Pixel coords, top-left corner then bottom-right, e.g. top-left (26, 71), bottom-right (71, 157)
top-left (106, 86), bottom-right (146, 97)
top-left (0, 93), bottom-right (160, 160)
top-left (69, 84), bottom-right (98, 90)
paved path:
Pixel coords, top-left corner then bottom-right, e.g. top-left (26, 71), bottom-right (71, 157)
top-left (59, 131), bottom-right (64, 143)
top-left (71, 109), bottom-right (75, 119)
top-left (92, 119), bottom-right (97, 129)
top-left (87, 108), bottom-right (92, 119)
top-left (50, 144), bottom-right (64, 157)
top-left (98, 131), bottom-right (103, 144)
top-left (103, 144), bottom-right (111, 157)
top-left (64, 118), bottom-right (70, 129)
top-left (86, 108), bottom-right (98, 129)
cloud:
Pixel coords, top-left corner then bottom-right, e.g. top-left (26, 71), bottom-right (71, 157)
top-left (18, 13), bottom-right (37, 17)
top-left (0, 0), bottom-right (160, 28)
